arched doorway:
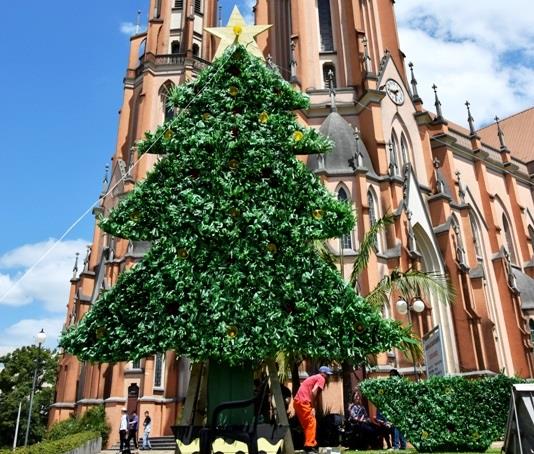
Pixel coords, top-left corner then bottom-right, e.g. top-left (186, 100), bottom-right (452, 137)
top-left (413, 223), bottom-right (459, 374)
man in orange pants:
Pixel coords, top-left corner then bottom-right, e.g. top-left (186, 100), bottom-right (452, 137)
top-left (293, 366), bottom-right (333, 452)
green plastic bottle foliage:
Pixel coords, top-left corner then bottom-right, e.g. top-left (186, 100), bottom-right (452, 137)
top-left (61, 45), bottom-right (407, 366)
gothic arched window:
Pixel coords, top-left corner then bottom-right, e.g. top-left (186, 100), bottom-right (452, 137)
top-left (154, 0), bottom-right (162, 18)
top-left (389, 132), bottom-right (400, 176)
top-left (367, 189), bottom-right (379, 250)
top-left (171, 40), bottom-right (181, 55)
top-left (530, 319), bottom-right (534, 343)
top-left (192, 43), bottom-right (200, 57)
top-left (452, 216), bottom-right (466, 266)
top-left (160, 82), bottom-right (176, 122)
top-left (318, 0), bottom-right (334, 52)
top-left (502, 214), bottom-right (517, 264)
top-left (400, 133), bottom-right (410, 166)
top-left (323, 63), bottom-right (336, 89)
top-left (528, 225), bottom-right (534, 257)
top-left (469, 212), bottom-right (483, 263)
top-left (338, 187), bottom-right (352, 249)
top-left (154, 353), bottom-right (165, 389)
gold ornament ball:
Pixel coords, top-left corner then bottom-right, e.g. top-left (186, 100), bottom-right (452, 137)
top-left (228, 86), bottom-right (239, 97)
top-left (267, 243), bottom-right (278, 254)
top-left (355, 324), bottom-right (365, 333)
top-left (202, 112), bottom-right (211, 121)
top-left (178, 248), bottom-right (189, 259)
top-left (96, 327), bottom-right (106, 339)
top-left (259, 112), bottom-right (269, 124)
top-left (312, 209), bottom-right (324, 220)
top-left (233, 25), bottom-right (243, 36)
top-left (227, 326), bottom-right (238, 338)
top-left (164, 129), bottom-right (174, 140)
top-left (130, 211), bottom-right (140, 221)
top-left (229, 159), bottom-right (239, 170)
top-left (230, 208), bottom-right (240, 218)
top-left (293, 130), bottom-right (304, 142)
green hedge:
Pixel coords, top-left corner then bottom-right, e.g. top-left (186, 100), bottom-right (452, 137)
top-left (360, 374), bottom-right (522, 452)
top-left (0, 431), bottom-right (99, 454)
top-left (46, 405), bottom-right (110, 445)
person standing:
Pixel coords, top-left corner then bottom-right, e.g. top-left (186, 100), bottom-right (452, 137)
top-left (142, 411), bottom-right (152, 450)
top-left (293, 366), bottom-right (333, 453)
top-left (127, 410), bottom-right (139, 450)
top-left (119, 408), bottom-right (129, 452)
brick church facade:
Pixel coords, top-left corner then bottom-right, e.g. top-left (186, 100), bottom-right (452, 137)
top-left (50, 0), bottom-right (534, 445)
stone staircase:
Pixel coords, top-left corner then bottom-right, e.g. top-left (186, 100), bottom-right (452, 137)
top-left (108, 435), bottom-right (176, 452)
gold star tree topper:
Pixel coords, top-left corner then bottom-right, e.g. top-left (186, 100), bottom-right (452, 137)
top-left (205, 6), bottom-right (271, 60)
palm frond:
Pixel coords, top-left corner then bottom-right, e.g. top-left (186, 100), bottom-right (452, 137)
top-left (397, 325), bottom-right (424, 362)
top-left (350, 213), bottom-right (395, 289)
top-left (314, 240), bottom-right (338, 270)
top-left (367, 268), bottom-right (455, 309)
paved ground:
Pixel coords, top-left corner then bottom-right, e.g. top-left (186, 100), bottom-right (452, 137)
top-left (101, 451), bottom-right (174, 453)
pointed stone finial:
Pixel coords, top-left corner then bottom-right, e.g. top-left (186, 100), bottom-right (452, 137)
top-left (408, 62), bottom-right (421, 102)
top-left (327, 69), bottom-right (337, 112)
top-left (83, 245), bottom-right (91, 271)
top-left (135, 10), bottom-right (142, 34)
top-left (289, 39), bottom-right (298, 83)
top-left (465, 101), bottom-right (476, 136)
top-left (432, 84), bottom-right (444, 121)
top-left (128, 146), bottom-right (136, 170)
top-left (362, 36), bottom-right (372, 74)
top-left (495, 116), bottom-right (509, 152)
top-left (72, 252), bottom-right (80, 278)
top-left (433, 157), bottom-right (445, 193)
top-left (100, 164), bottom-right (110, 196)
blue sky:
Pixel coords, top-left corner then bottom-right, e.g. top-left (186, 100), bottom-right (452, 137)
top-left (0, 0), bottom-right (533, 354)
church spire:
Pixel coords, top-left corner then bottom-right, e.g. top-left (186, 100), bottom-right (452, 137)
top-left (327, 69), bottom-right (337, 112)
top-left (432, 84), bottom-right (446, 123)
top-left (465, 101), bottom-right (476, 136)
top-left (408, 62), bottom-right (421, 102)
top-left (495, 116), bottom-right (509, 152)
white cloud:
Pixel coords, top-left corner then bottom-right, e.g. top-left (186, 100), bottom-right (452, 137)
top-left (0, 318), bottom-right (64, 356)
top-left (0, 239), bottom-right (88, 312)
top-left (120, 22), bottom-right (146, 36)
top-left (395, 0), bottom-right (534, 125)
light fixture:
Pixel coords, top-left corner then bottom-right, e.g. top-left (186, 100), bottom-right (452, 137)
top-left (396, 297), bottom-right (408, 315)
top-left (35, 329), bottom-right (47, 345)
top-left (412, 297), bottom-right (426, 313)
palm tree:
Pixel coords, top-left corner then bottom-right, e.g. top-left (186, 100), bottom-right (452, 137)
top-left (340, 212), bottom-right (455, 412)
top-left (282, 214), bottom-right (454, 407)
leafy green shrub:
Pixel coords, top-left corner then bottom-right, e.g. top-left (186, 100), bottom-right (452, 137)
top-left (46, 406), bottom-right (110, 445)
top-left (0, 431), bottom-right (99, 454)
top-left (361, 374), bottom-right (522, 452)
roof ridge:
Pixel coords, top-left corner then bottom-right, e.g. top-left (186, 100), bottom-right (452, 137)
top-left (477, 105), bottom-right (534, 132)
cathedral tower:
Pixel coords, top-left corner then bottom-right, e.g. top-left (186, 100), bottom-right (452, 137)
top-left (52, 0), bottom-right (534, 447)
top-left (49, 0), bottom-right (219, 444)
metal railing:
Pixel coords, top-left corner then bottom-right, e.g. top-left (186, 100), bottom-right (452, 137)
top-left (130, 52), bottom-right (210, 79)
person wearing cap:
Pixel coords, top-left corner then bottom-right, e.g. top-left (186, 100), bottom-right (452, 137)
top-left (293, 366), bottom-right (333, 453)
top-left (119, 408), bottom-right (129, 452)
